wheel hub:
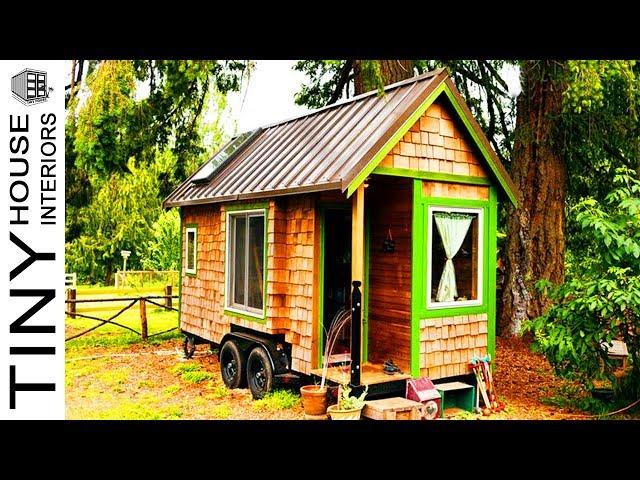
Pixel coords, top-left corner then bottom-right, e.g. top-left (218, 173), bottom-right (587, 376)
top-left (254, 369), bottom-right (265, 388)
top-left (225, 360), bottom-right (237, 377)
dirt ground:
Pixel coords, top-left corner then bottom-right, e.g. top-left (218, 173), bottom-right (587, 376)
top-left (489, 336), bottom-right (594, 419)
top-left (65, 335), bottom-right (634, 420)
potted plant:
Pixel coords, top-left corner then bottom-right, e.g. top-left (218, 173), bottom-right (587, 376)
top-left (300, 308), bottom-right (351, 416)
top-left (327, 383), bottom-right (369, 420)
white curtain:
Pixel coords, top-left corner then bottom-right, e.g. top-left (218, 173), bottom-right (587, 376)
top-left (434, 213), bottom-right (473, 302)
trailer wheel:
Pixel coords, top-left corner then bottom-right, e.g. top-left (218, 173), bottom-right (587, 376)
top-left (220, 340), bottom-right (245, 389)
top-left (247, 347), bottom-right (273, 399)
top-left (183, 334), bottom-right (196, 359)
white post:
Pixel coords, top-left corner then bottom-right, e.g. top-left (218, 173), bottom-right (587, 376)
top-left (121, 250), bottom-right (131, 288)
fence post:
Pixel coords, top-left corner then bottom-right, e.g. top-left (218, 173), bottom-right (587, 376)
top-left (164, 285), bottom-right (173, 310)
top-left (140, 298), bottom-right (148, 340)
top-left (67, 288), bottom-right (76, 319)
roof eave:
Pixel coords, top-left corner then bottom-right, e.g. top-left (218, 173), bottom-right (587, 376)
top-left (163, 181), bottom-right (343, 208)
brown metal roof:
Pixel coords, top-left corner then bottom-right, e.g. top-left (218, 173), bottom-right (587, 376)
top-left (164, 69), bottom-right (448, 207)
top-left (163, 68), bottom-right (520, 208)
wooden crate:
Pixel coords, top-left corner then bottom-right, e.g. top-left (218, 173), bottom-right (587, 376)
top-left (435, 381), bottom-right (475, 416)
top-left (362, 397), bottom-right (425, 420)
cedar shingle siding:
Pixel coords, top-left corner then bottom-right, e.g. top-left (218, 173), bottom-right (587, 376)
top-left (180, 196), bottom-right (317, 375)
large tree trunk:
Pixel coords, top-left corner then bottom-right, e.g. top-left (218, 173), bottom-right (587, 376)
top-left (353, 60), bottom-right (414, 94)
top-left (499, 60), bottom-right (567, 336)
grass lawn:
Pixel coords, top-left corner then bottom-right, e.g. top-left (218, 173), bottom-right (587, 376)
top-left (65, 285), bottom-right (304, 420)
top-left (66, 284), bottom-right (181, 351)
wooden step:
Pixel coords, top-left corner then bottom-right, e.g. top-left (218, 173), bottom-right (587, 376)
top-left (362, 397), bottom-right (424, 420)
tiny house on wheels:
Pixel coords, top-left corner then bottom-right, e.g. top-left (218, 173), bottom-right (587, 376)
top-left (164, 69), bottom-right (519, 400)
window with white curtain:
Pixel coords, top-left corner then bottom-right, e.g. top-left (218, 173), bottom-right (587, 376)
top-left (427, 206), bottom-right (483, 308)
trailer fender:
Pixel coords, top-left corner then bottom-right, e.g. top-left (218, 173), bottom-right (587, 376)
top-left (219, 332), bottom-right (290, 375)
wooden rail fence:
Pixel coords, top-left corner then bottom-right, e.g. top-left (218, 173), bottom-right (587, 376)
top-left (65, 286), bottom-right (179, 342)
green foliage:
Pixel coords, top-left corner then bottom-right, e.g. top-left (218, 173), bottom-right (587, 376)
top-left (163, 384), bottom-right (181, 396)
top-left (170, 363), bottom-right (202, 375)
top-left (560, 60), bottom-right (640, 205)
top-left (357, 60), bottom-right (385, 96)
top-left (525, 168), bottom-right (640, 397)
top-left (293, 60), bottom-right (351, 108)
top-left (252, 389), bottom-right (301, 411)
top-left (75, 61), bottom-right (137, 176)
top-left (563, 61), bottom-right (638, 116)
top-left (65, 109), bottom-right (92, 243)
top-left (337, 383), bottom-right (368, 410)
top-left (65, 158), bottom-right (162, 284)
top-left (89, 401), bottom-right (183, 420)
top-left (206, 383), bottom-right (230, 399)
top-left (73, 60), bottom-right (247, 181)
top-left (181, 370), bottom-right (214, 384)
top-left (66, 60), bottom-right (246, 284)
top-left (540, 383), bottom-right (610, 414)
top-left (140, 208), bottom-right (181, 271)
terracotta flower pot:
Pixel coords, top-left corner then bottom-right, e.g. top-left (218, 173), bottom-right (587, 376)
top-left (300, 385), bottom-right (328, 415)
top-left (327, 404), bottom-right (364, 420)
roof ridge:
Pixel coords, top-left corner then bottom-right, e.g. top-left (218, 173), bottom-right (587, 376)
top-left (254, 67), bottom-right (447, 131)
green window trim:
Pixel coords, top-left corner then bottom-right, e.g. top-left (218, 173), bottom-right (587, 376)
top-left (410, 179), bottom-right (498, 377)
top-left (487, 187), bottom-right (498, 361)
top-left (185, 223), bottom-right (198, 277)
top-left (224, 307), bottom-right (267, 324)
top-left (426, 205), bottom-right (484, 311)
top-left (224, 201), bottom-right (271, 212)
top-left (224, 203), bottom-right (269, 323)
top-left (416, 195), bottom-right (490, 320)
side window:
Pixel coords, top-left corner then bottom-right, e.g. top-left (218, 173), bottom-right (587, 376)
top-left (185, 227), bottom-right (197, 275)
top-left (227, 210), bottom-right (265, 315)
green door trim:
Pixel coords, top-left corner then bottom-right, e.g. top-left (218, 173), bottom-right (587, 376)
top-left (316, 204), bottom-right (369, 368)
top-left (178, 208), bottom-right (184, 332)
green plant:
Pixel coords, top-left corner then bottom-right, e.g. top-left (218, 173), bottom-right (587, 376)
top-left (336, 383), bottom-right (368, 410)
top-left (181, 370), bottom-right (213, 384)
top-left (163, 384), bottom-right (181, 395)
top-left (253, 389), bottom-right (301, 411)
top-left (170, 362), bottom-right (214, 383)
top-left (319, 308), bottom-right (351, 389)
top-left (140, 208), bottom-right (181, 271)
top-left (206, 384), bottom-right (230, 400)
top-left (524, 167), bottom-right (640, 398)
top-left (453, 410), bottom-right (478, 420)
top-left (170, 363), bottom-right (201, 375)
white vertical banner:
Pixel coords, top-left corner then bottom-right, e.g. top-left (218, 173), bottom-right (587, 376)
top-left (0, 60), bottom-right (65, 419)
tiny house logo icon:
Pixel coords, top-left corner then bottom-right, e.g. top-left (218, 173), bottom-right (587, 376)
top-left (11, 68), bottom-right (51, 105)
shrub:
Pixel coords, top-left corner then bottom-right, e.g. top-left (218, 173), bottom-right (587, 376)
top-left (525, 168), bottom-right (640, 399)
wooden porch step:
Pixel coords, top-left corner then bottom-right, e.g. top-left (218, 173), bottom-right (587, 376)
top-left (362, 397), bottom-right (425, 420)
